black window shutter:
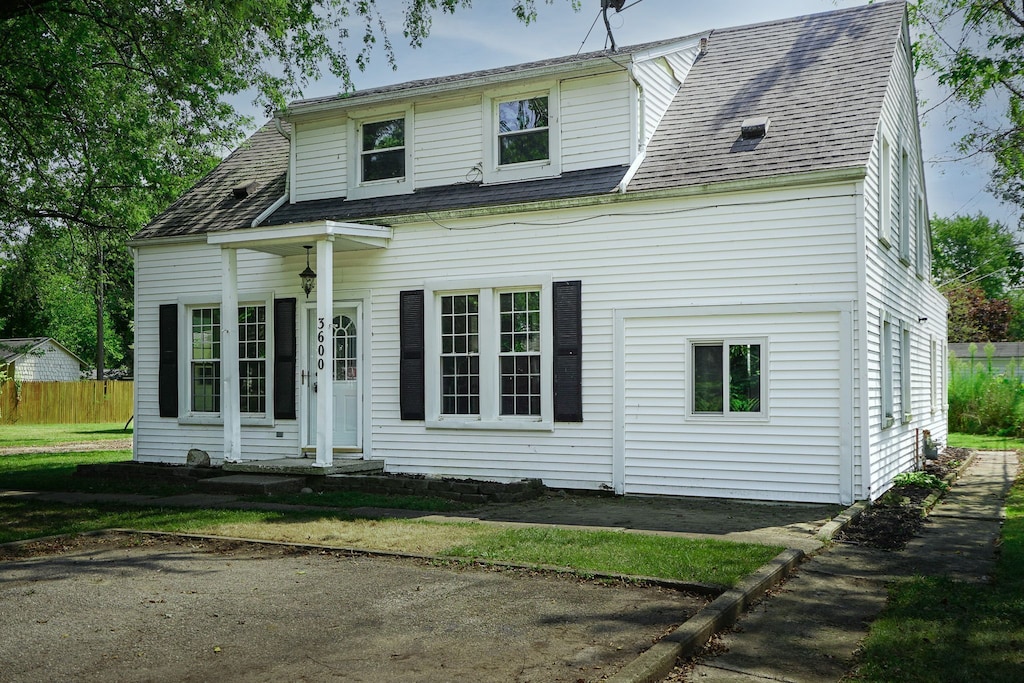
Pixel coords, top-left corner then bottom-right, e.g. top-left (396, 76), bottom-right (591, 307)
top-left (158, 303), bottom-right (179, 418)
top-left (273, 298), bottom-right (297, 420)
top-left (552, 280), bottom-right (583, 422)
top-left (400, 290), bottom-right (425, 420)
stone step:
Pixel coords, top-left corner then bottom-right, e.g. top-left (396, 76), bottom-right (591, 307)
top-left (196, 474), bottom-right (306, 495)
top-left (222, 458), bottom-right (385, 476)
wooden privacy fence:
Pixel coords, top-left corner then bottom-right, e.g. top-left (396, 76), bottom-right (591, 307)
top-left (0, 380), bottom-right (133, 425)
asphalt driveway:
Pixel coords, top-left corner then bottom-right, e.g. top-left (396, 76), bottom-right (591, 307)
top-left (0, 533), bottom-right (706, 682)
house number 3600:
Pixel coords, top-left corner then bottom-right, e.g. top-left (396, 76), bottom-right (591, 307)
top-left (317, 317), bottom-right (326, 370)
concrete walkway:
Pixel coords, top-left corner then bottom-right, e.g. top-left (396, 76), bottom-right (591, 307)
top-left (684, 450), bottom-right (1018, 682)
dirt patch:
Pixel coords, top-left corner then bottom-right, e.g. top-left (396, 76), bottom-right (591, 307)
top-left (835, 450), bottom-right (967, 551)
top-left (0, 439), bottom-right (132, 456)
top-left (0, 532), bottom-right (707, 683)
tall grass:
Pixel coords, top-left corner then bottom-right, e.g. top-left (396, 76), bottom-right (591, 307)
top-left (948, 343), bottom-right (1024, 436)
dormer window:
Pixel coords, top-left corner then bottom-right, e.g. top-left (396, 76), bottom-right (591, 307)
top-left (498, 96), bottom-right (549, 165)
top-left (361, 117), bottom-right (405, 182)
top-left (483, 85), bottom-right (561, 184)
top-left (347, 105), bottom-right (414, 200)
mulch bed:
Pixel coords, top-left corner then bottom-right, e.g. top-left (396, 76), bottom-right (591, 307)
top-left (835, 449), bottom-right (969, 551)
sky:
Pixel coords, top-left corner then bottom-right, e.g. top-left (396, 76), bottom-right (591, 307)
top-left (241, 0), bottom-right (1019, 229)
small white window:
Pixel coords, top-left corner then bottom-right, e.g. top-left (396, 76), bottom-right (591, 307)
top-left (482, 86), bottom-right (560, 184)
top-left (900, 324), bottom-right (912, 424)
top-left (879, 135), bottom-right (892, 247)
top-left (881, 316), bottom-right (894, 428)
top-left (497, 96), bottom-right (549, 166)
top-left (361, 117), bottom-right (405, 182)
top-left (899, 146), bottom-right (911, 264)
top-left (930, 337), bottom-right (938, 413)
top-left (347, 106), bottom-right (414, 199)
top-left (690, 339), bottom-right (765, 417)
top-left (916, 192), bottom-right (928, 278)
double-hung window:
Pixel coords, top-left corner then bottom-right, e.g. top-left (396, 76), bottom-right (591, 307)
top-left (347, 107), bottom-right (413, 199)
top-left (440, 293), bottom-right (481, 416)
top-left (427, 280), bottom-right (553, 428)
top-left (879, 134), bottom-right (892, 246)
top-left (881, 316), bottom-right (894, 428)
top-left (361, 117), bottom-right (405, 182)
top-left (483, 86), bottom-right (560, 183)
top-left (187, 303), bottom-right (268, 417)
top-left (190, 307), bottom-right (221, 413)
top-left (497, 96), bottom-right (549, 165)
top-left (690, 340), bottom-right (765, 417)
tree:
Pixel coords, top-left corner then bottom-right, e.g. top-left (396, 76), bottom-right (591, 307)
top-left (945, 285), bottom-right (1013, 341)
top-left (910, 1), bottom-right (1024, 215)
top-left (931, 213), bottom-right (1024, 297)
top-left (932, 213), bottom-right (1024, 340)
top-left (0, 0), bottom-right (575, 375)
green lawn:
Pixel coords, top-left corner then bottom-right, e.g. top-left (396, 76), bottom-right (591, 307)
top-left (1, 446), bottom-right (784, 587)
top-left (947, 432), bottom-right (1024, 451)
top-left (849, 469), bottom-right (1024, 681)
top-left (0, 422), bottom-right (132, 447)
top-left (0, 497), bottom-right (781, 586)
top-left (444, 526), bottom-right (780, 587)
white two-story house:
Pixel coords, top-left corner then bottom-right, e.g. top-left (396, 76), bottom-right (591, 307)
top-left (131, 1), bottom-right (947, 504)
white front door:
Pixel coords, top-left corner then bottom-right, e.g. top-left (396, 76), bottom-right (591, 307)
top-left (306, 304), bottom-right (361, 451)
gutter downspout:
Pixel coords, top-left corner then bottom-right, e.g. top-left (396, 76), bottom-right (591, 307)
top-left (617, 58), bottom-right (646, 194)
top-left (253, 117), bottom-right (292, 228)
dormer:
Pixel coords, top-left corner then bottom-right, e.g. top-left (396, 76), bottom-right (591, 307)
top-left (281, 34), bottom-right (705, 205)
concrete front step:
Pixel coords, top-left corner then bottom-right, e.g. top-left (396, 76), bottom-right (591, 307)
top-left (222, 458), bottom-right (385, 476)
top-left (196, 474), bottom-right (306, 495)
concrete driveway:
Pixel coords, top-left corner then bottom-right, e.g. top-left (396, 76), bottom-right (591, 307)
top-left (0, 533), bottom-right (706, 682)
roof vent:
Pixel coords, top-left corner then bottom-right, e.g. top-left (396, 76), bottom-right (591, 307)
top-left (232, 181), bottom-right (258, 199)
top-left (699, 37), bottom-right (709, 55)
top-left (740, 116), bottom-right (771, 140)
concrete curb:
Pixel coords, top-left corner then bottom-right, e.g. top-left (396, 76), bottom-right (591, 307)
top-left (923, 450), bottom-right (976, 514)
top-left (606, 548), bottom-right (804, 683)
top-left (817, 500), bottom-right (869, 543)
top-left (605, 453), bottom-right (984, 683)
top-left (1, 527), bottom-right (726, 597)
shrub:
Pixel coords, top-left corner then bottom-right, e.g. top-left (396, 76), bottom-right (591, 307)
top-left (948, 344), bottom-right (1024, 436)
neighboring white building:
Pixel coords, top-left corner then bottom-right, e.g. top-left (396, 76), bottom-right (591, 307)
top-left (0, 337), bottom-right (85, 382)
top-left (131, 2), bottom-right (947, 504)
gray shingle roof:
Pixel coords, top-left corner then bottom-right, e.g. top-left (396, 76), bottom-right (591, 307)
top-left (264, 165), bottom-right (627, 226)
top-left (133, 122), bottom-right (289, 240)
top-left (0, 337), bottom-right (84, 365)
top-left (628, 1), bottom-right (904, 192)
top-left (287, 35), bottom-right (703, 112)
top-left (134, 2), bottom-right (906, 241)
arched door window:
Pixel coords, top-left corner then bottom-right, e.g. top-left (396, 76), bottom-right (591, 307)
top-left (334, 315), bottom-right (357, 380)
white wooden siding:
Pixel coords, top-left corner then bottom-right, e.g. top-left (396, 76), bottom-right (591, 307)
top-left (560, 71), bottom-right (632, 172)
top-left (620, 310), bottom-right (846, 503)
top-left (133, 243), bottom-right (301, 464)
top-left (288, 69), bottom-right (637, 203)
top-left (413, 96), bottom-right (483, 188)
top-left (292, 117), bottom-right (347, 202)
top-left (136, 183), bottom-right (861, 500)
top-left (861, 25), bottom-right (948, 499)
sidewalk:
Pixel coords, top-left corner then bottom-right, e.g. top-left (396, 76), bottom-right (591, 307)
top-left (682, 450), bottom-right (1018, 682)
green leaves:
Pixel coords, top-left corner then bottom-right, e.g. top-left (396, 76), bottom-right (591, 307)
top-left (910, 1), bottom-right (1024, 215)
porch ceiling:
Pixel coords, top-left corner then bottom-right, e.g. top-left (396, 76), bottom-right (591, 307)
top-left (207, 220), bottom-right (392, 256)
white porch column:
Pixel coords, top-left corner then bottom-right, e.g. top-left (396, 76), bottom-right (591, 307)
top-left (314, 237), bottom-right (335, 467)
top-left (221, 248), bottom-right (242, 463)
